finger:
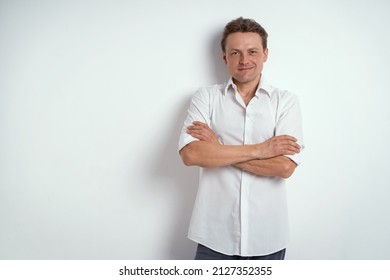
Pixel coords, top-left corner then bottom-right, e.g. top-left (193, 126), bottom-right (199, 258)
top-left (288, 140), bottom-right (301, 150)
top-left (283, 150), bottom-right (297, 155)
top-left (187, 127), bottom-right (219, 143)
top-left (277, 135), bottom-right (297, 142)
top-left (188, 124), bottom-right (203, 130)
top-left (188, 132), bottom-right (210, 142)
top-left (188, 125), bottom-right (214, 136)
top-left (187, 126), bottom-right (209, 135)
top-left (285, 143), bottom-right (301, 154)
top-left (187, 126), bottom-right (210, 137)
top-left (281, 146), bottom-right (298, 155)
top-left (187, 131), bottom-right (206, 140)
top-left (192, 121), bottom-right (208, 127)
top-left (187, 124), bottom-right (206, 131)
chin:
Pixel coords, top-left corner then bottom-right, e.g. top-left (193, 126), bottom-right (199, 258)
top-left (235, 76), bottom-right (258, 84)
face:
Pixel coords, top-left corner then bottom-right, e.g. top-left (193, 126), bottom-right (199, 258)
top-left (223, 32), bottom-right (268, 87)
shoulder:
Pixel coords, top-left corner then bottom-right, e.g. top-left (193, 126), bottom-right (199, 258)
top-left (268, 84), bottom-right (297, 100)
top-left (196, 82), bottom-right (226, 95)
top-left (192, 82), bottom-right (226, 102)
top-left (268, 84), bottom-right (300, 108)
top-left (264, 83), bottom-right (301, 117)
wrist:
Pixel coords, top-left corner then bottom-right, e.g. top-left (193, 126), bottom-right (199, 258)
top-left (253, 143), bottom-right (265, 159)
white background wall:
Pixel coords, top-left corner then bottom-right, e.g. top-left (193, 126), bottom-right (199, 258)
top-left (1, 0), bottom-right (389, 260)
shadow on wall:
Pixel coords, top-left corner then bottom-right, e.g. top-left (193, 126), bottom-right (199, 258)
top-left (152, 29), bottom-right (228, 260)
top-left (152, 95), bottom-right (198, 259)
top-left (209, 26), bottom-right (229, 84)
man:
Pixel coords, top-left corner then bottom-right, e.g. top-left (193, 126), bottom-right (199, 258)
top-left (178, 17), bottom-right (304, 260)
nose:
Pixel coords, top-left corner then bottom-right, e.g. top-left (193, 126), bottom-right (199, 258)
top-left (239, 53), bottom-right (249, 65)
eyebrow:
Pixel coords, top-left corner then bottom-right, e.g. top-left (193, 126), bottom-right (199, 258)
top-left (229, 47), bottom-right (260, 52)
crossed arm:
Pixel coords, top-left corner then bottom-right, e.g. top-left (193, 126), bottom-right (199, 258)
top-left (179, 122), bottom-right (301, 178)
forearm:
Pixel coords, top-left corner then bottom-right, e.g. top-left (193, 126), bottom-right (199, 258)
top-left (180, 141), bottom-right (260, 168)
top-left (234, 156), bottom-right (297, 178)
top-left (181, 121), bottom-right (301, 169)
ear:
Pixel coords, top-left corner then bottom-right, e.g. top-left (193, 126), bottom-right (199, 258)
top-left (223, 53), bottom-right (227, 64)
top-left (263, 48), bottom-right (269, 63)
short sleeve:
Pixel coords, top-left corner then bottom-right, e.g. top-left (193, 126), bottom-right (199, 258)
top-left (178, 88), bottom-right (211, 152)
top-left (275, 93), bottom-right (304, 165)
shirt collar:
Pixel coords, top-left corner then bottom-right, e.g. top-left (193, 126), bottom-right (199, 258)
top-left (224, 75), bottom-right (272, 98)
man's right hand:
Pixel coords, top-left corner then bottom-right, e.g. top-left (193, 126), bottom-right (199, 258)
top-left (257, 135), bottom-right (301, 159)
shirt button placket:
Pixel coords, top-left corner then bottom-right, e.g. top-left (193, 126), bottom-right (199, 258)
top-left (240, 105), bottom-right (252, 255)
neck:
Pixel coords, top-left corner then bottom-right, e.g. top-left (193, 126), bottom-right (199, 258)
top-left (233, 75), bottom-right (261, 104)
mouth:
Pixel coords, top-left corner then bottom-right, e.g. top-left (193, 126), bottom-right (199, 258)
top-left (238, 67), bottom-right (254, 71)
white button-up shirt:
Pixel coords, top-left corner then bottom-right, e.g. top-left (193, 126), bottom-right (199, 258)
top-left (178, 76), bottom-right (304, 256)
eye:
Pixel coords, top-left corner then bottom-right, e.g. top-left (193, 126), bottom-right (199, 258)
top-left (230, 51), bottom-right (238, 56)
top-left (249, 50), bottom-right (258, 55)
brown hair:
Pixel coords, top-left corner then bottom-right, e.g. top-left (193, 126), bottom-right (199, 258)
top-left (221, 17), bottom-right (268, 52)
